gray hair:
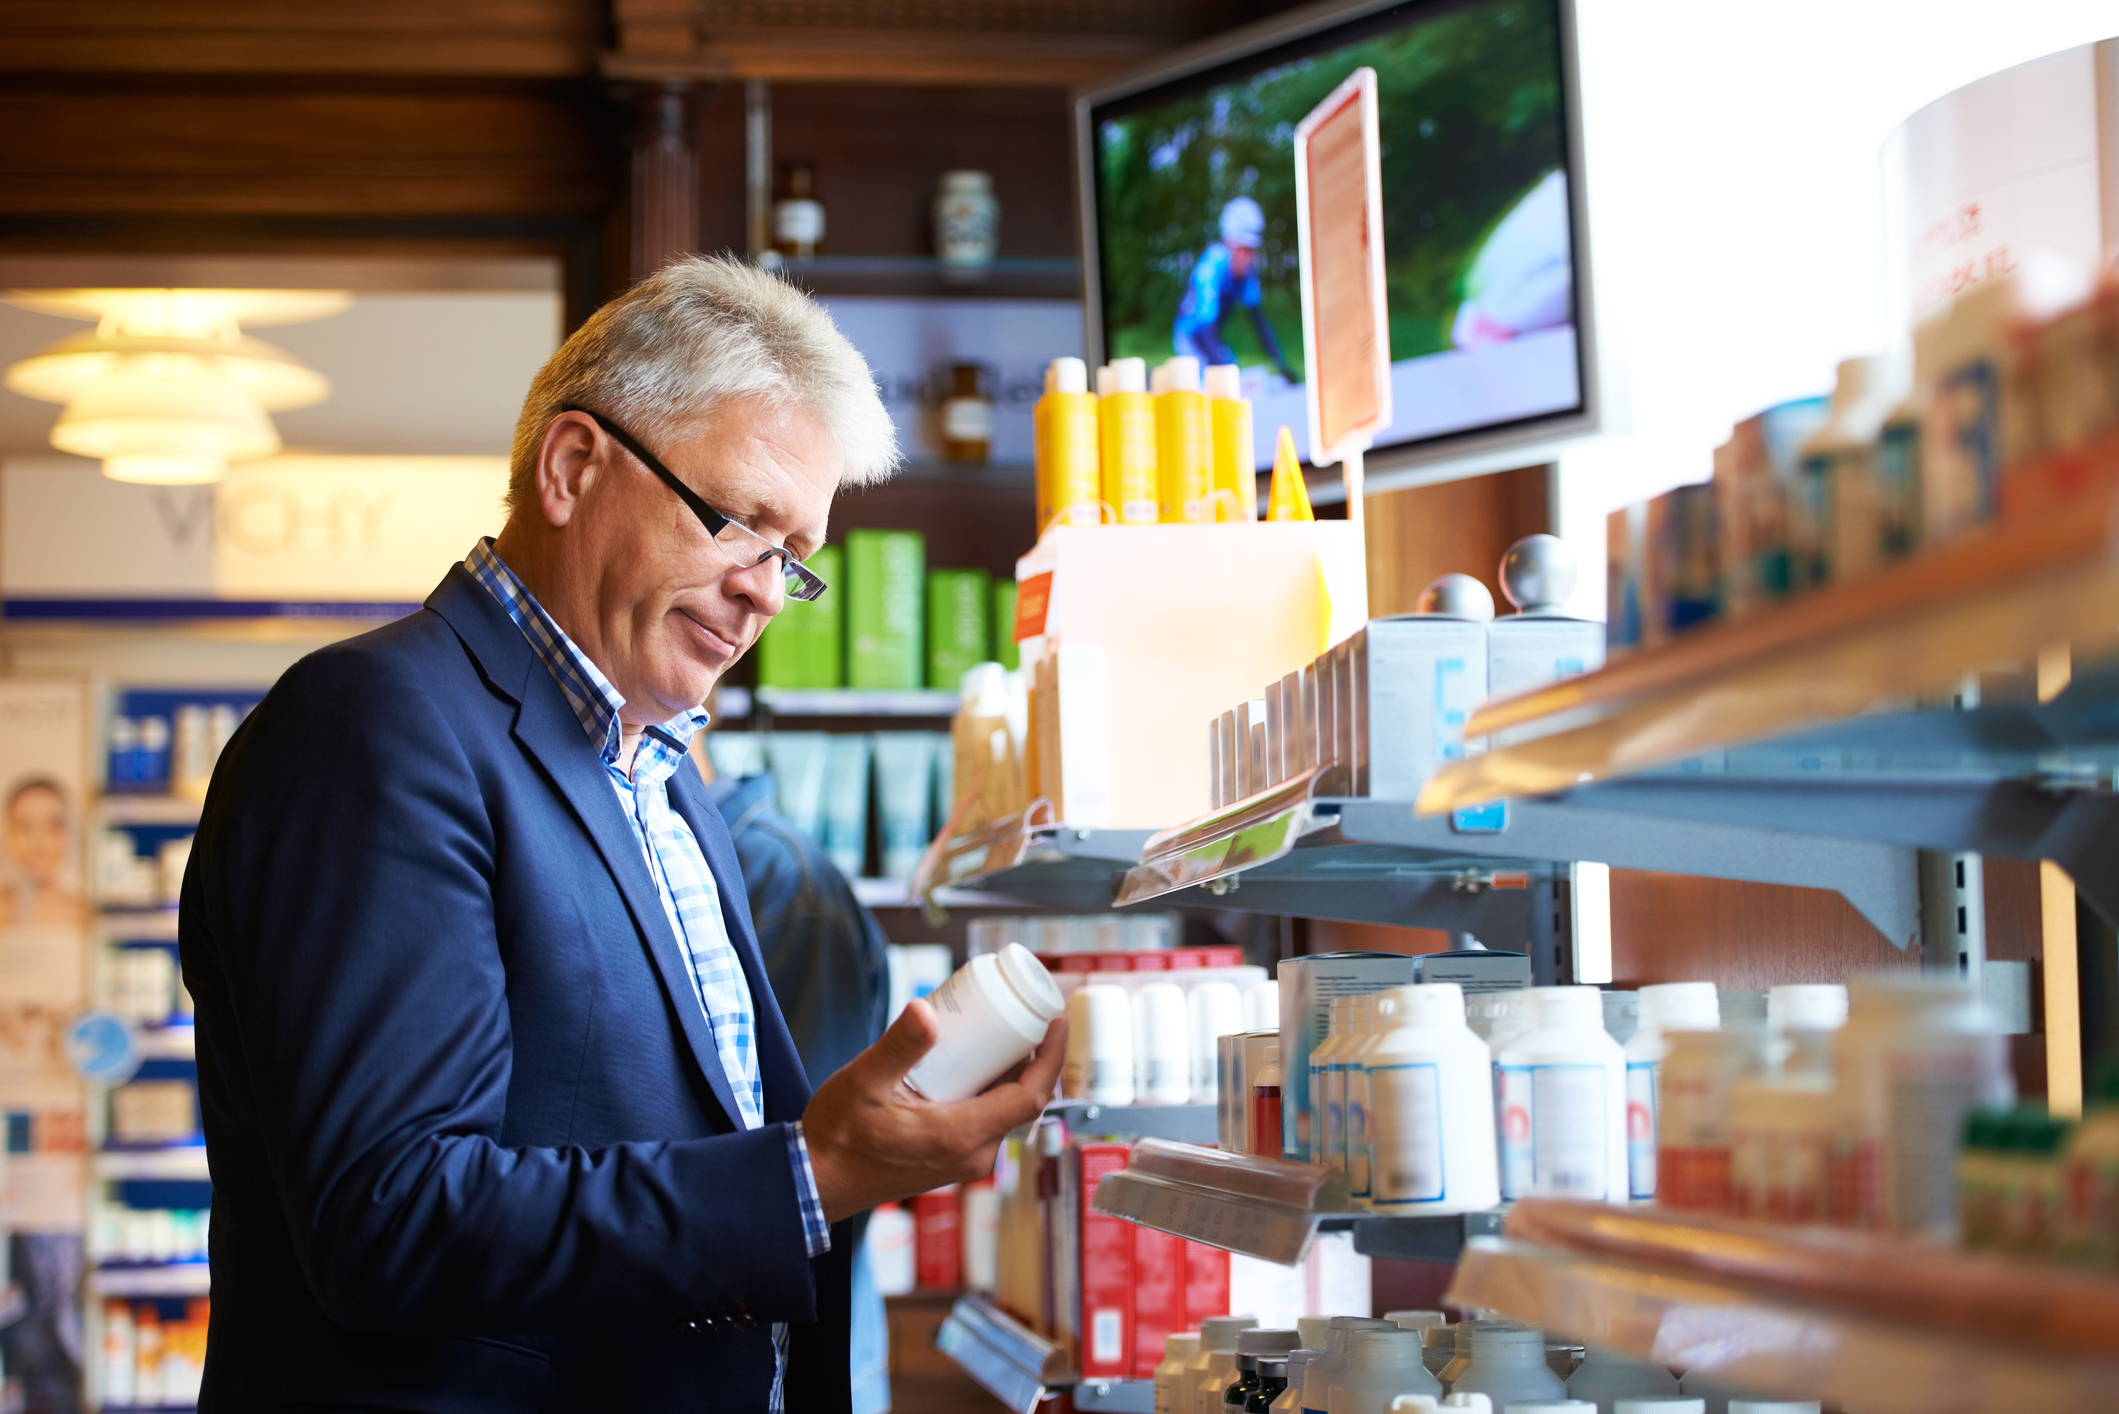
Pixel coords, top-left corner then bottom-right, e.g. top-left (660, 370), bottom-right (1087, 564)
top-left (506, 254), bottom-right (897, 512)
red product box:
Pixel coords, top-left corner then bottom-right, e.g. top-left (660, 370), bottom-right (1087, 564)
top-left (1181, 1240), bottom-right (1230, 1329)
top-left (1076, 1142), bottom-right (1135, 1380)
top-left (1129, 953), bottom-right (1172, 971)
top-left (912, 1185), bottom-right (962, 1291)
top-left (1130, 1223), bottom-right (1187, 1378)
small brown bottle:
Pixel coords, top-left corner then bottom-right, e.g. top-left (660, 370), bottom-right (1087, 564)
top-left (940, 361), bottom-right (992, 465)
top-left (773, 162), bottom-right (825, 260)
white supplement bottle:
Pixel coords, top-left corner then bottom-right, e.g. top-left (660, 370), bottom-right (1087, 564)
top-left (1136, 982), bottom-right (1193, 1105)
top-left (1063, 983), bottom-right (1136, 1106)
top-left (1244, 979), bottom-right (1281, 1032)
top-left (1450, 1325), bottom-right (1563, 1410)
top-left (1366, 983), bottom-right (1499, 1215)
top-left (1304, 1318), bottom-right (1396, 1414)
top-left (1157, 1332), bottom-right (1203, 1414)
top-left (906, 944), bottom-right (1064, 1102)
top-left (1616, 1402), bottom-right (1705, 1414)
top-left (1437, 1319), bottom-right (1495, 1389)
top-left (1622, 982), bottom-right (1718, 1201)
top-left (1726, 1403), bottom-right (1820, 1414)
top-left (1190, 980), bottom-right (1245, 1104)
top-left (1505, 1405), bottom-right (1594, 1414)
top-left (1272, 1350), bottom-right (1322, 1414)
top-left (1311, 998), bottom-right (1356, 1175)
top-left (1766, 984), bottom-right (1847, 1075)
top-left (1656, 1028), bottom-right (1765, 1213)
top-left (1566, 1347), bottom-right (1679, 1414)
top-left (1190, 1316), bottom-right (1259, 1414)
top-left (1497, 987), bottom-right (1629, 1203)
top-left (1728, 1072), bottom-right (1832, 1221)
top-left (1345, 992), bottom-right (1395, 1204)
top-left (1326, 1328), bottom-right (1439, 1414)
top-left (1831, 972), bottom-right (2010, 1235)
top-left (1675, 1369), bottom-right (1746, 1414)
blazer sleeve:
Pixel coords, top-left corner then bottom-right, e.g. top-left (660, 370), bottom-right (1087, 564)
top-left (183, 642), bottom-right (819, 1336)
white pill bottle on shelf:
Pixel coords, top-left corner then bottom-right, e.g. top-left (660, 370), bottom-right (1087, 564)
top-left (1062, 983), bottom-right (1135, 1106)
top-left (1134, 981), bottom-right (1193, 1104)
top-left (1365, 984), bottom-right (1498, 1215)
top-left (1622, 982), bottom-right (1719, 1201)
top-left (905, 944), bottom-right (1064, 1102)
top-left (1497, 986), bottom-right (1629, 1203)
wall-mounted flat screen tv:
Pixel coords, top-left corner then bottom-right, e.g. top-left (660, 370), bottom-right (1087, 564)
top-left (1077, 0), bottom-right (1596, 484)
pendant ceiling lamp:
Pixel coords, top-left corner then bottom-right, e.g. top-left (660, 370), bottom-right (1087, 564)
top-left (2, 287), bottom-right (349, 485)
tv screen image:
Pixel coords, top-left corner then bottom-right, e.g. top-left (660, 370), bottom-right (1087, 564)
top-left (1086, 0), bottom-right (1586, 474)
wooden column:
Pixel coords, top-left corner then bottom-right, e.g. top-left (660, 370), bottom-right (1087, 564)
top-left (628, 80), bottom-right (698, 282)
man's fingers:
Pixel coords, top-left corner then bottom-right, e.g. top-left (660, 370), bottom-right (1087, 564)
top-left (1018, 1018), bottom-right (1066, 1094)
top-left (867, 998), bottom-right (941, 1085)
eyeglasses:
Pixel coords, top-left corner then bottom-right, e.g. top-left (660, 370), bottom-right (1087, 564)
top-left (561, 405), bottom-right (828, 603)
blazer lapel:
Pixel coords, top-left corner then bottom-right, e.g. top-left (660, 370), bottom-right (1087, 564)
top-left (506, 653), bottom-right (747, 1132)
top-left (669, 770), bottom-right (815, 1122)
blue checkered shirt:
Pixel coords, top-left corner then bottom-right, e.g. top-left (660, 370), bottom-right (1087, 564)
top-left (467, 541), bottom-right (829, 1406)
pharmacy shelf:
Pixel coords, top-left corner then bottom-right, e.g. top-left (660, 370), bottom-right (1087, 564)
top-left (98, 909), bottom-right (179, 940)
top-left (934, 1293), bottom-right (1077, 1414)
top-left (1090, 1138), bottom-right (1504, 1266)
top-left (95, 796), bottom-right (202, 826)
top-left (90, 1264), bottom-right (211, 1298)
top-left (134, 1026), bottom-right (195, 1060)
top-left (849, 877), bottom-right (1023, 909)
top-left (770, 254), bottom-right (1080, 300)
top-left (93, 1148), bottom-right (209, 1181)
top-left (1047, 1102), bottom-right (1217, 1146)
top-left (925, 808), bottom-right (1154, 912)
top-left (1102, 768), bottom-right (1918, 945)
top-left (1449, 1199), bottom-right (2119, 1414)
top-left (751, 686), bottom-right (961, 717)
top-left (1421, 454), bottom-right (2119, 813)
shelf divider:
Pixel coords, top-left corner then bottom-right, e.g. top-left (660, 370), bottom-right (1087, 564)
top-left (934, 1294), bottom-right (1074, 1414)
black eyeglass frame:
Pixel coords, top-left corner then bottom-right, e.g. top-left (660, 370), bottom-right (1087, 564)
top-left (560, 404), bottom-right (828, 602)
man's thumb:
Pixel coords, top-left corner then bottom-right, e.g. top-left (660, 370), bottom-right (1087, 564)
top-left (871, 997), bottom-right (941, 1083)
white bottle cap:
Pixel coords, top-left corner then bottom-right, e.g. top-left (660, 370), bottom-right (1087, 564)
top-left (1095, 363), bottom-right (1119, 397)
top-left (1205, 362), bottom-right (1242, 400)
top-left (1388, 1399), bottom-right (1441, 1414)
top-left (1615, 1402), bottom-right (1704, 1414)
top-left (1160, 354), bottom-right (1202, 392)
top-left (1767, 984), bottom-right (1847, 1033)
top-left (1049, 356), bottom-right (1089, 395)
top-left (1200, 1316), bottom-right (1259, 1352)
top-left (1243, 979), bottom-right (1279, 1032)
top-left (1165, 1331), bottom-right (1200, 1359)
top-left (1111, 356), bottom-right (1149, 394)
top-left (994, 944), bottom-right (1063, 1029)
top-left (1297, 1317), bottom-right (1332, 1348)
top-left (1391, 982), bottom-right (1466, 1029)
top-left (1507, 1405), bottom-right (1595, 1413)
top-left (1346, 1328), bottom-right (1425, 1363)
top-left (1531, 985), bottom-right (1606, 1030)
top-left (1439, 1398), bottom-right (1492, 1414)
top-left (1638, 981), bottom-right (1719, 1031)
top-left (1728, 1403), bottom-right (1820, 1414)
top-left (1386, 1310), bottom-right (1448, 1331)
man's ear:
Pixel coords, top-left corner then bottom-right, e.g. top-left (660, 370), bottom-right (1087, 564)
top-left (535, 411), bottom-right (604, 529)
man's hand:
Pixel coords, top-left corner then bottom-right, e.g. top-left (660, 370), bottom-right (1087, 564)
top-left (803, 999), bottom-right (1065, 1223)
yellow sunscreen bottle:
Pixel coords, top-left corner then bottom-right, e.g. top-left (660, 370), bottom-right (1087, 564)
top-left (1205, 363), bottom-right (1256, 521)
top-left (1267, 425), bottom-right (1314, 522)
top-left (1098, 358), bottom-right (1159, 524)
top-left (1032, 363), bottom-right (1054, 534)
top-left (1038, 357), bottom-right (1101, 530)
top-left (1154, 355), bottom-right (1211, 523)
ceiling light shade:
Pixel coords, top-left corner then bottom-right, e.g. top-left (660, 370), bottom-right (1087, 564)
top-left (5, 330), bottom-right (331, 410)
top-left (50, 357), bottom-right (280, 484)
top-left (3, 287), bottom-right (352, 331)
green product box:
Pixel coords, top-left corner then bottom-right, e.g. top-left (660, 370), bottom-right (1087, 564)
top-left (800, 543), bottom-right (844, 688)
top-left (752, 543), bottom-right (845, 688)
top-left (846, 528), bottom-right (925, 689)
top-left (926, 568), bottom-right (992, 691)
top-left (991, 580), bottom-right (1020, 671)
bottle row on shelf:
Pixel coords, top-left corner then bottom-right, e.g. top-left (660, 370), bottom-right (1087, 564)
top-left (105, 691), bottom-right (261, 799)
top-left (1608, 268), bottom-right (2119, 653)
top-left (92, 1203), bottom-right (209, 1269)
top-left (754, 528), bottom-right (1021, 692)
top-left (100, 1297), bottom-right (207, 1411)
top-left (701, 730), bottom-right (949, 882)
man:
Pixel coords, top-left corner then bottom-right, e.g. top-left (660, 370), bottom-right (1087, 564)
top-left (1172, 195), bottom-right (1297, 381)
top-left (179, 256), bottom-right (1064, 1412)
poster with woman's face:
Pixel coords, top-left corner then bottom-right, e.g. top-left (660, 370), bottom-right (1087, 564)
top-left (0, 682), bottom-right (90, 1199)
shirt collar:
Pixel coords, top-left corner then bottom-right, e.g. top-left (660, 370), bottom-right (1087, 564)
top-left (464, 538), bottom-right (710, 768)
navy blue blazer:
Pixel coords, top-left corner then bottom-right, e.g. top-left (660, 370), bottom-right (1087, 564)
top-left (179, 564), bottom-right (853, 1413)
